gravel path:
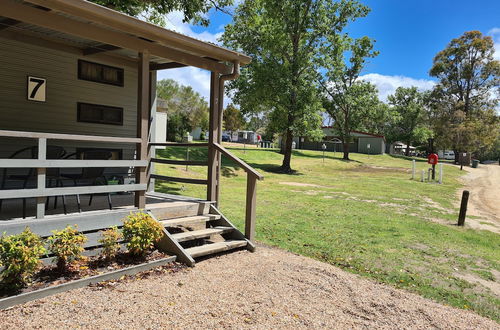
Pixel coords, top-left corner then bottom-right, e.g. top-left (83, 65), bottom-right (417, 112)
top-left (1, 245), bottom-right (498, 329)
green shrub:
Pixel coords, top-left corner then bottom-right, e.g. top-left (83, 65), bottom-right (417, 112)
top-left (0, 227), bottom-right (46, 287)
top-left (122, 212), bottom-right (163, 256)
top-left (98, 226), bottom-right (122, 260)
top-left (47, 225), bottom-right (87, 271)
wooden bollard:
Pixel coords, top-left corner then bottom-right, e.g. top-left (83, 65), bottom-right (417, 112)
top-left (457, 190), bottom-right (469, 226)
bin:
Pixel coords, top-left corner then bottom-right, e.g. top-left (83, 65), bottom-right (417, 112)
top-left (472, 159), bottom-right (479, 168)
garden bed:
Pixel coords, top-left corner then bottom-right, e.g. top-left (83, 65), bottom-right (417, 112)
top-left (0, 251), bottom-right (177, 309)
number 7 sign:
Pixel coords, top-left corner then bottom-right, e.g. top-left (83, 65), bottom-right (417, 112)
top-left (27, 76), bottom-right (46, 102)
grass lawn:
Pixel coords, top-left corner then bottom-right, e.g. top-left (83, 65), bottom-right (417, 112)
top-left (155, 146), bottom-right (500, 321)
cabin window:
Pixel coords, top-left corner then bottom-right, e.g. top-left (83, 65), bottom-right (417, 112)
top-left (78, 60), bottom-right (124, 86)
top-left (77, 102), bottom-right (123, 125)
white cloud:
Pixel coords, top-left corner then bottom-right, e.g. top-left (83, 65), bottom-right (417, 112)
top-left (359, 73), bottom-right (436, 102)
top-left (488, 27), bottom-right (500, 60)
top-left (163, 11), bottom-right (223, 45)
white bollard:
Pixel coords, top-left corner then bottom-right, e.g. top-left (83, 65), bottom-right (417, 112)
top-left (439, 163), bottom-right (443, 184)
top-left (412, 160), bottom-right (416, 180)
top-left (421, 169), bottom-right (425, 182)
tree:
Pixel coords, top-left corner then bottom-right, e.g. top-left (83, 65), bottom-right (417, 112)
top-left (429, 31), bottom-right (500, 160)
top-left (387, 87), bottom-right (431, 156)
top-left (222, 0), bottom-right (371, 172)
top-left (223, 104), bottom-right (245, 135)
top-left (157, 79), bottom-right (209, 141)
top-left (91, 0), bottom-right (233, 26)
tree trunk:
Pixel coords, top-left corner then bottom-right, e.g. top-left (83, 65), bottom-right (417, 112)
top-left (342, 139), bottom-right (350, 160)
top-left (280, 129), bottom-right (294, 172)
top-left (405, 140), bottom-right (411, 156)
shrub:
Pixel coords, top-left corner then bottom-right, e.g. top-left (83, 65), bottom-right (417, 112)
top-left (122, 212), bottom-right (163, 256)
top-left (47, 225), bottom-right (87, 271)
top-left (98, 226), bottom-right (122, 260)
top-left (0, 227), bottom-right (46, 287)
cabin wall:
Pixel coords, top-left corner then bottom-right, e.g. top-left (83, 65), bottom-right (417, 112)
top-left (0, 36), bottom-right (139, 182)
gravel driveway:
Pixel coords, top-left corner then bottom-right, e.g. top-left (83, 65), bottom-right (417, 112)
top-left (0, 245), bottom-right (497, 329)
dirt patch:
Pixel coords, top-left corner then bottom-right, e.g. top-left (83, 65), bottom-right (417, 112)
top-left (346, 165), bottom-right (410, 174)
top-left (454, 271), bottom-right (500, 297)
top-left (456, 164), bottom-right (500, 234)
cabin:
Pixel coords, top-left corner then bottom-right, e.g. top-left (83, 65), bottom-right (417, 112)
top-left (0, 0), bottom-right (263, 266)
top-left (296, 128), bottom-right (386, 155)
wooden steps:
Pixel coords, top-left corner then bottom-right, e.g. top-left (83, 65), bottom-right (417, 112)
top-left (160, 214), bottom-right (221, 227)
top-left (172, 226), bottom-right (233, 242)
top-left (147, 202), bottom-right (253, 266)
top-left (186, 240), bottom-right (248, 258)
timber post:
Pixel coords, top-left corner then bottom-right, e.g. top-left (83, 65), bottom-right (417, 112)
top-left (207, 72), bottom-right (220, 204)
top-left (457, 190), bottom-right (469, 226)
top-left (135, 50), bottom-right (150, 209)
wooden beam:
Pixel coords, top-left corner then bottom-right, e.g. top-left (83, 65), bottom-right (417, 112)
top-left (245, 174), bottom-right (257, 242)
top-left (24, 0), bottom-right (252, 64)
top-left (0, 129), bottom-right (140, 144)
top-left (83, 44), bottom-right (121, 55)
top-left (1, 0), bottom-right (232, 73)
top-left (150, 174), bottom-right (207, 185)
top-left (0, 160), bottom-right (148, 168)
top-left (207, 72), bottom-right (220, 203)
top-left (135, 51), bottom-right (150, 209)
top-left (150, 62), bottom-right (187, 70)
top-left (0, 18), bottom-right (20, 31)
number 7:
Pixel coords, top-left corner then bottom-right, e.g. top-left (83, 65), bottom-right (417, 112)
top-left (29, 78), bottom-right (45, 99)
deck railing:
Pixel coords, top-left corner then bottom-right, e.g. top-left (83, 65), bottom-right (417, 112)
top-left (0, 130), bottom-right (147, 219)
top-left (149, 142), bottom-right (263, 241)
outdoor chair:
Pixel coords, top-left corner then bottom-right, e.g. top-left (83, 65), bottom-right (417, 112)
top-left (62, 149), bottom-right (113, 212)
top-left (0, 145), bottom-right (67, 218)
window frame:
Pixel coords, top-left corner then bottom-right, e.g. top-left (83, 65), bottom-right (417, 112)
top-left (77, 102), bottom-right (124, 126)
top-left (77, 59), bottom-right (124, 87)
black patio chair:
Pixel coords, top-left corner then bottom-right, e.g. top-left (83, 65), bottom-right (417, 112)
top-left (0, 145), bottom-right (67, 218)
top-left (62, 149), bottom-right (113, 212)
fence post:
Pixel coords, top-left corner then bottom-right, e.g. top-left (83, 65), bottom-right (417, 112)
top-left (412, 160), bottom-right (416, 180)
top-left (421, 169), bottom-right (425, 182)
top-left (457, 190), bottom-right (469, 226)
top-left (36, 138), bottom-right (46, 219)
top-left (245, 174), bottom-right (257, 242)
top-left (438, 163), bottom-right (443, 184)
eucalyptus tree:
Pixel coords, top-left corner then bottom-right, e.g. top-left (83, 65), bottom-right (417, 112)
top-left (91, 0), bottom-right (233, 25)
top-left (318, 32), bottom-right (379, 160)
top-left (222, 0), bottom-right (372, 172)
top-left (429, 31), bottom-right (500, 159)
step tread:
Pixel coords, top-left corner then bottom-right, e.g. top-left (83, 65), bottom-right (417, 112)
top-left (172, 226), bottom-right (233, 242)
top-left (186, 240), bottom-right (248, 258)
top-left (160, 214), bottom-right (221, 227)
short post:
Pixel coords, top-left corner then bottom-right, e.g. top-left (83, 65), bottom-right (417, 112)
top-left (438, 163), bottom-right (443, 184)
top-left (245, 174), bottom-right (257, 242)
top-left (412, 160), bottom-right (416, 180)
top-left (427, 168), bottom-right (431, 181)
top-left (185, 146), bottom-right (189, 171)
top-left (421, 169), bottom-right (425, 182)
top-left (457, 190), bottom-right (469, 226)
top-left (322, 143), bottom-right (327, 163)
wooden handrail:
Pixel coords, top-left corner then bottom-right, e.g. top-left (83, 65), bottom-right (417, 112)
top-left (0, 129), bottom-right (140, 144)
top-left (213, 143), bottom-right (263, 180)
top-left (149, 142), bottom-right (209, 147)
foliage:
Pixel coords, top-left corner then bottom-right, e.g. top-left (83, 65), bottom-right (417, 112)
top-left (386, 87), bottom-right (432, 154)
top-left (223, 0), bottom-right (372, 172)
top-left (90, 0), bottom-right (233, 26)
top-left (0, 228), bottom-right (46, 287)
top-left (98, 227), bottom-right (122, 260)
top-left (428, 31), bottom-right (500, 157)
top-left (47, 226), bottom-right (87, 271)
top-left (158, 79), bottom-right (209, 141)
top-left (122, 212), bottom-right (163, 256)
top-left (223, 104), bottom-right (245, 133)
top-left (318, 22), bottom-right (379, 160)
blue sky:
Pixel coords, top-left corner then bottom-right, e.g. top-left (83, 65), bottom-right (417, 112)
top-left (158, 0), bottom-right (500, 103)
